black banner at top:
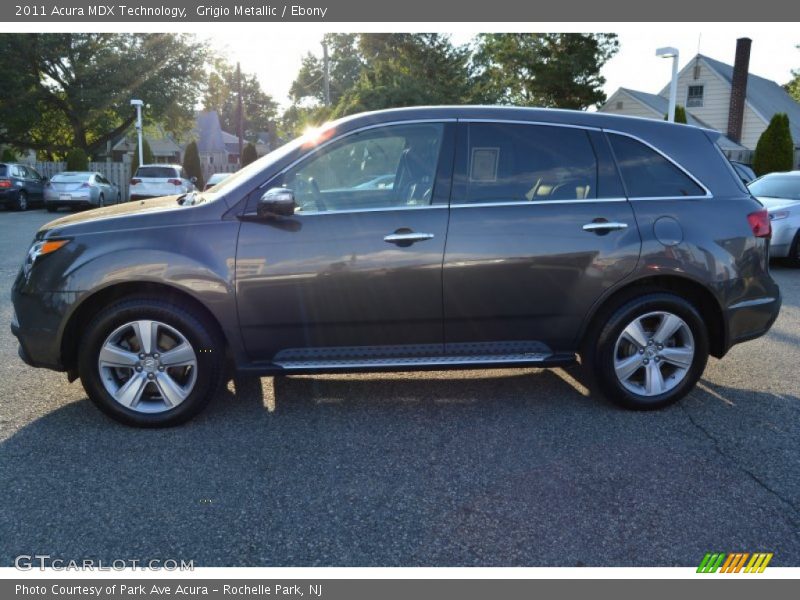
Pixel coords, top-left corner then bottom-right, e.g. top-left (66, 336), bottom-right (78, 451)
top-left (0, 0), bottom-right (797, 22)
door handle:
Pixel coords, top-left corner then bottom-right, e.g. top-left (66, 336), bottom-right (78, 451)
top-left (582, 222), bottom-right (628, 232)
top-left (384, 232), bottom-right (435, 245)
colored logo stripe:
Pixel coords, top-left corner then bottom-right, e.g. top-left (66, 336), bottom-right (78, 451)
top-left (697, 552), bottom-right (772, 573)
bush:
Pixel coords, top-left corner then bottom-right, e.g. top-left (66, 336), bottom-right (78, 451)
top-left (182, 140), bottom-right (204, 190)
top-left (130, 138), bottom-right (154, 177)
top-left (65, 148), bottom-right (89, 171)
top-left (241, 142), bottom-right (258, 167)
top-left (752, 113), bottom-right (794, 176)
top-left (663, 105), bottom-right (688, 124)
top-left (1, 147), bottom-right (17, 162)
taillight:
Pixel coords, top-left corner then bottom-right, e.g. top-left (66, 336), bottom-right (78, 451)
top-left (747, 209), bottom-right (771, 238)
top-left (130, 178), bottom-right (141, 185)
top-left (168, 178), bottom-right (182, 186)
top-left (0, 179), bottom-right (12, 189)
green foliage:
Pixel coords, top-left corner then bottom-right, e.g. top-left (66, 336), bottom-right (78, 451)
top-left (202, 58), bottom-right (279, 140)
top-left (785, 45), bottom-right (800, 103)
top-left (182, 140), bottom-right (204, 190)
top-left (241, 142), bottom-right (258, 167)
top-left (0, 33), bottom-right (207, 157)
top-left (290, 34), bottom-right (363, 106)
top-left (752, 113), bottom-right (794, 176)
top-left (1, 147), bottom-right (17, 162)
top-left (130, 138), bottom-right (154, 177)
top-left (664, 105), bottom-right (688, 124)
top-left (65, 148), bottom-right (89, 170)
top-left (470, 33), bottom-right (619, 108)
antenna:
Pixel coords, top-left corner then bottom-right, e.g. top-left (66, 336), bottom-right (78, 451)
top-left (697, 33), bottom-right (702, 56)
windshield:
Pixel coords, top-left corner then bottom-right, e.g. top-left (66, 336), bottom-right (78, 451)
top-left (52, 173), bottom-right (92, 182)
top-left (748, 176), bottom-right (800, 200)
top-left (136, 166), bottom-right (179, 178)
top-left (205, 125), bottom-right (337, 195)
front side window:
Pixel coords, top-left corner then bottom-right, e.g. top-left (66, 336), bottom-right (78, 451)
top-left (608, 134), bottom-right (706, 198)
top-left (687, 85), bottom-right (704, 107)
top-left (281, 123), bottom-right (444, 213)
top-left (459, 123), bottom-right (598, 203)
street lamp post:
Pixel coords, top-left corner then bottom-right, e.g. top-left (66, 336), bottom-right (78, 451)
top-left (130, 99), bottom-right (144, 165)
top-left (656, 47), bottom-right (680, 123)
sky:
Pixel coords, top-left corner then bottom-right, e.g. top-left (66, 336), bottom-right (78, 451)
top-left (204, 27), bottom-right (799, 111)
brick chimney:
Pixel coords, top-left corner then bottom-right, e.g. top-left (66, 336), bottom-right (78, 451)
top-left (727, 37), bottom-right (752, 144)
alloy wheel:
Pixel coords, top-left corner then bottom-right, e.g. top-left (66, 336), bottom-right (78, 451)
top-left (613, 311), bottom-right (695, 396)
top-left (98, 320), bottom-right (198, 413)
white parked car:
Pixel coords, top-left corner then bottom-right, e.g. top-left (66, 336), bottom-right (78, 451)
top-left (129, 164), bottom-right (194, 200)
top-left (748, 171), bottom-right (800, 266)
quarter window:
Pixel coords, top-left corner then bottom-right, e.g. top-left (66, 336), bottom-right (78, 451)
top-left (608, 134), bottom-right (705, 198)
top-left (459, 123), bottom-right (598, 203)
top-left (280, 123), bottom-right (444, 213)
top-left (687, 85), bottom-right (704, 107)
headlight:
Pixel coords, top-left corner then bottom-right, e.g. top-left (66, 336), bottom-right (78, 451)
top-left (23, 239), bottom-right (69, 277)
top-left (770, 210), bottom-right (790, 221)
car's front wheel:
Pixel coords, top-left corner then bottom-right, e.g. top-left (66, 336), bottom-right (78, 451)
top-left (586, 293), bottom-right (709, 410)
top-left (78, 297), bottom-right (224, 427)
top-left (15, 190), bottom-right (28, 211)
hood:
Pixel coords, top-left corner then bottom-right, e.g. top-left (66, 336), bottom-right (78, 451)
top-left (756, 196), bottom-right (800, 211)
top-left (40, 195), bottom-right (186, 237)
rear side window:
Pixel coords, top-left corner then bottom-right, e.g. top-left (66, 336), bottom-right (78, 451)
top-left (136, 166), bottom-right (178, 178)
top-left (608, 134), bottom-right (705, 198)
top-left (459, 123), bottom-right (598, 203)
top-left (0, 165), bottom-right (6, 177)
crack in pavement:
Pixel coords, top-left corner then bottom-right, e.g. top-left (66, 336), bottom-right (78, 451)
top-left (680, 401), bottom-right (800, 533)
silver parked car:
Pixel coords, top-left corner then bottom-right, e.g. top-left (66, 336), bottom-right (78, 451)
top-left (44, 171), bottom-right (121, 212)
top-left (748, 171), bottom-right (800, 266)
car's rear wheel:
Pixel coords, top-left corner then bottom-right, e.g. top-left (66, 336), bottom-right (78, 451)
top-left (15, 190), bottom-right (28, 211)
top-left (586, 293), bottom-right (709, 410)
top-left (78, 297), bottom-right (224, 427)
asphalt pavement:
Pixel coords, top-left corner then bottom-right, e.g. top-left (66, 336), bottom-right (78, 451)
top-left (1, 208), bottom-right (799, 567)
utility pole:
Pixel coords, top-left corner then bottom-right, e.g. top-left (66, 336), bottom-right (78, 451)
top-left (322, 39), bottom-right (331, 107)
top-left (236, 62), bottom-right (244, 166)
top-left (130, 99), bottom-right (144, 166)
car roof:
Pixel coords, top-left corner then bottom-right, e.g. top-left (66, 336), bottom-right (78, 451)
top-left (137, 163), bottom-right (182, 169)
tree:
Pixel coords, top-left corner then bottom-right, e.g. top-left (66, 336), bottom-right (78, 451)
top-left (664, 105), bottom-right (688, 124)
top-left (289, 34), bottom-right (363, 106)
top-left (241, 142), bottom-right (258, 167)
top-left (1, 148), bottom-right (17, 162)
top-left (0, 33), bottom-right (207, 158)
top-left (333, 34), bottom-right (472, 117)
top-left (752, 113), bottom-right (794, 176)
top-left (65, 148), bottom-right (88, 170)
top-left (202, 58), bottom-right (279, 140)
top-left (182, 140), bottom-right (204, 190)
top-left (785, 45), bottom-right (800, 103)
top-left (130, 138), bottom-right (154, 177)
top-left (470, 33), bottom-right (619, 109)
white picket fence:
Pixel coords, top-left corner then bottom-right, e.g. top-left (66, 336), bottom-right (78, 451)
top-left (25, 160), bottom-right (134, 200)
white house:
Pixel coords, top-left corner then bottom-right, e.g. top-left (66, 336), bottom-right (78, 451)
top-left (600, 39), bottom-right (800, 167)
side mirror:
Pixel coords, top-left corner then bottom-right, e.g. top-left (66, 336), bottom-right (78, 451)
top-left (257, 187), bottom-right (296, 218)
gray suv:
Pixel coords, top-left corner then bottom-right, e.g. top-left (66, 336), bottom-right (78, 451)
top-left (10, 107), bottom-right (781, 427)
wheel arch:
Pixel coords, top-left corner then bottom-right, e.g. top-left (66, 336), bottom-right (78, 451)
top-left (578, 274), bottom-right (727, 358)
top-left (60, 281), bottom-right (231, 374)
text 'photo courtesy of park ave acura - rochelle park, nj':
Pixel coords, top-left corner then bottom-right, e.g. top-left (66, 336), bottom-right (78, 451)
top-left (1, 20), bottom-right (800, 582)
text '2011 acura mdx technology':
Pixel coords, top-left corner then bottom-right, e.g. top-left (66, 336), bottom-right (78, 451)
top-left (10, 107), bottom-right (781, 427)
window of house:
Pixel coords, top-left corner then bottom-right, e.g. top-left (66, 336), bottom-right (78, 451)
top-left (616, 101), bottom-right (624, 109)
top-left (608, 134), bottom-right (706, 198)
top-left (687, 85), bottom-right (704, 107)
top-left (458, 123), bottom-right (598, 203)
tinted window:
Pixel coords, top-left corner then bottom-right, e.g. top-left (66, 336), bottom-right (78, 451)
top-left (748, 175), bottom-right (800, 200)
top-left (609, 134), bottom-right (705, 198)
top-left (281, 123), bottom-right (444, 213)
top-left (460, 123), bottom-right (598, 203)
top-left (27, 167), bottom-right (42, 180)
top-left (136, 166), bottom-right (179, 178)
top-left (0, 165), bottom-right (6, 177)
top-left (17, 166), bottom-right (29, 178)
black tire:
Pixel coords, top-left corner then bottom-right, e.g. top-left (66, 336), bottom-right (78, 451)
top-left (78, 297), bottom-right (224, 427)
top-left (785, 230), bottom-right (800, 268)
top-left (45, 203), bottom-right (57, 213)
top-left (584, 292), bottom-right (709, 410)
top-left (15, 190), bottom-right (28, 211)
